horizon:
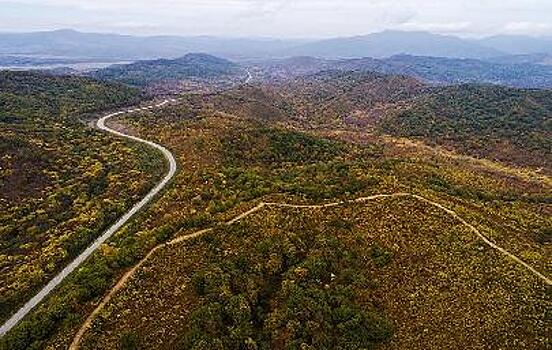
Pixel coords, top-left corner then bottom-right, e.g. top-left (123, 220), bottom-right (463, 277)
top-left (1, 27), bottom-right (552, 41)
top-left (1, 0), bottom-right (551, 39)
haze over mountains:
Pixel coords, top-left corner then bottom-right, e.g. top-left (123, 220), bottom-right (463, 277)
top-left (256, 55), bottom-right (552, 89)
top-left (1, 29), bottom-right (551, 61)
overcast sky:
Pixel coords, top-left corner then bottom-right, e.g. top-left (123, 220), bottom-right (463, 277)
top-left (1, 0), bottom-right (551, 38)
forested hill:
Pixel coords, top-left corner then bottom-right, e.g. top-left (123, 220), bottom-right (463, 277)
top-left (90, 53), bottom-right (244, 86)
top-left (379, 84), bottom-right (552, 170)
top-left (0, 70), bottom-right (139, 124)
top-left (207, 70), bottom-right (551, 171)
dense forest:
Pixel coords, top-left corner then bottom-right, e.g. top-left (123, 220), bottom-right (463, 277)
top-left (379, 84), bottom-right (552, 170)
top-left (0, 71), bottom-right (163, 324)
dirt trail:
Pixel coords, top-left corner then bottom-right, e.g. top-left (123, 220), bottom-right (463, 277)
top-left (69, 193), bottom-right (551, 349)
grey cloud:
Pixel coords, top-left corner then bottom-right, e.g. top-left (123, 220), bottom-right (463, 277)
top-left (0, 0), bottom-right (550, 37)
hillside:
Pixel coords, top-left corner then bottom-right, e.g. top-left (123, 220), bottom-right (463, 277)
top-left (205, 70), bottom-right (552, 171)
top-left (0, 63), bottom-right (550, 350)
top-left (0, 71), bottom-right (163, 324)
top-left (379, 85), bottom-right (552, 170)
top-left (7, 94), bottom-right (548, 350)
top-left (0, 70), bottom-right (139, 124)
top-left (90, 53), bottom-right (244, 87)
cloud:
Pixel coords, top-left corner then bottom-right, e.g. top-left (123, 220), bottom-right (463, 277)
top-left (1, 0), bottom-right (551, 37)
top-left (395, 21), bottom-right (473, 35)
top-left (503, 21), bottom-right (552, 36)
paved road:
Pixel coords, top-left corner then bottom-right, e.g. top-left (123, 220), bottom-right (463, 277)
top-left (0, 99), bottom-right (178, 337)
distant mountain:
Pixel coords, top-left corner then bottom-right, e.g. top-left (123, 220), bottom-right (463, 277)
top-left (90, 53), bottom-right (244, 86)
top-left (475, 35), bottom-right (552, 55)
top-left (0, 29), bottom-right (305, 60)
top-left (2, 29), bottom-right (551, 63)
top-left (283, 31), bottom-right (504, 59)
top-left (486, 53), bottom-right (552, 66)
top-left (345, 55), bottom-right (552, 89)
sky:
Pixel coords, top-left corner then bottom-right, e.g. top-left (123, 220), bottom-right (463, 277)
top-left (1, 0), bottom-right (551, 38)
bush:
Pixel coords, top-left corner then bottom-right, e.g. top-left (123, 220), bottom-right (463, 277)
top-left (370, 245), bottom-right (393, 268)
top-left (120, 331), bottom-right (140, 350)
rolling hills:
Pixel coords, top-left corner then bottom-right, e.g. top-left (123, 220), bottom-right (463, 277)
top-left (10, 92), bottom-right (545, 350)
top-left (204, 69), bottom-right (552, 171)
top-left (0, 50), bottom-right (550, 350)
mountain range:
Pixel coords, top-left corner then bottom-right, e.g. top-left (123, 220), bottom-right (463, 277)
top-left (1, 29), bottom-right (551, 61)
top-left (257, 54), bottom-right (552, 89)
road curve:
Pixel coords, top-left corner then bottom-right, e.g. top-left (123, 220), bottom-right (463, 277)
top-left (0, 99), bottom-right (177, 337)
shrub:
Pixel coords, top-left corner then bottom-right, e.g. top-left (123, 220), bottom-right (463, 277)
top-left (370, 245), bottom-right (393, 268)
top-left (120, 331), bottom-right (140, 350)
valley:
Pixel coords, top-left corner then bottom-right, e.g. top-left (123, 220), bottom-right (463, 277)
top-left (0, 34), bottom-right (550, 350)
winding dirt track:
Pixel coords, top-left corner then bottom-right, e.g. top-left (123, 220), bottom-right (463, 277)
top-left (0, 99), bottom-right (178, 337)
top-left (70, 193), bottom-right (551, 349)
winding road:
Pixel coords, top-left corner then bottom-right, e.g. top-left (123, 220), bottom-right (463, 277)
top-left (3, 79), bottom-right (550, 345)
top-left (0, 99), bottom-right (178, 337)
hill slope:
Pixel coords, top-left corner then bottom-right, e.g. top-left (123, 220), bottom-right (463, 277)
top-left (90, 53), bottom-right (244, 86)
top-left (379, 84), bottom-right (552, 169)
top-left (211, 70), bottom-right (552, 170)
